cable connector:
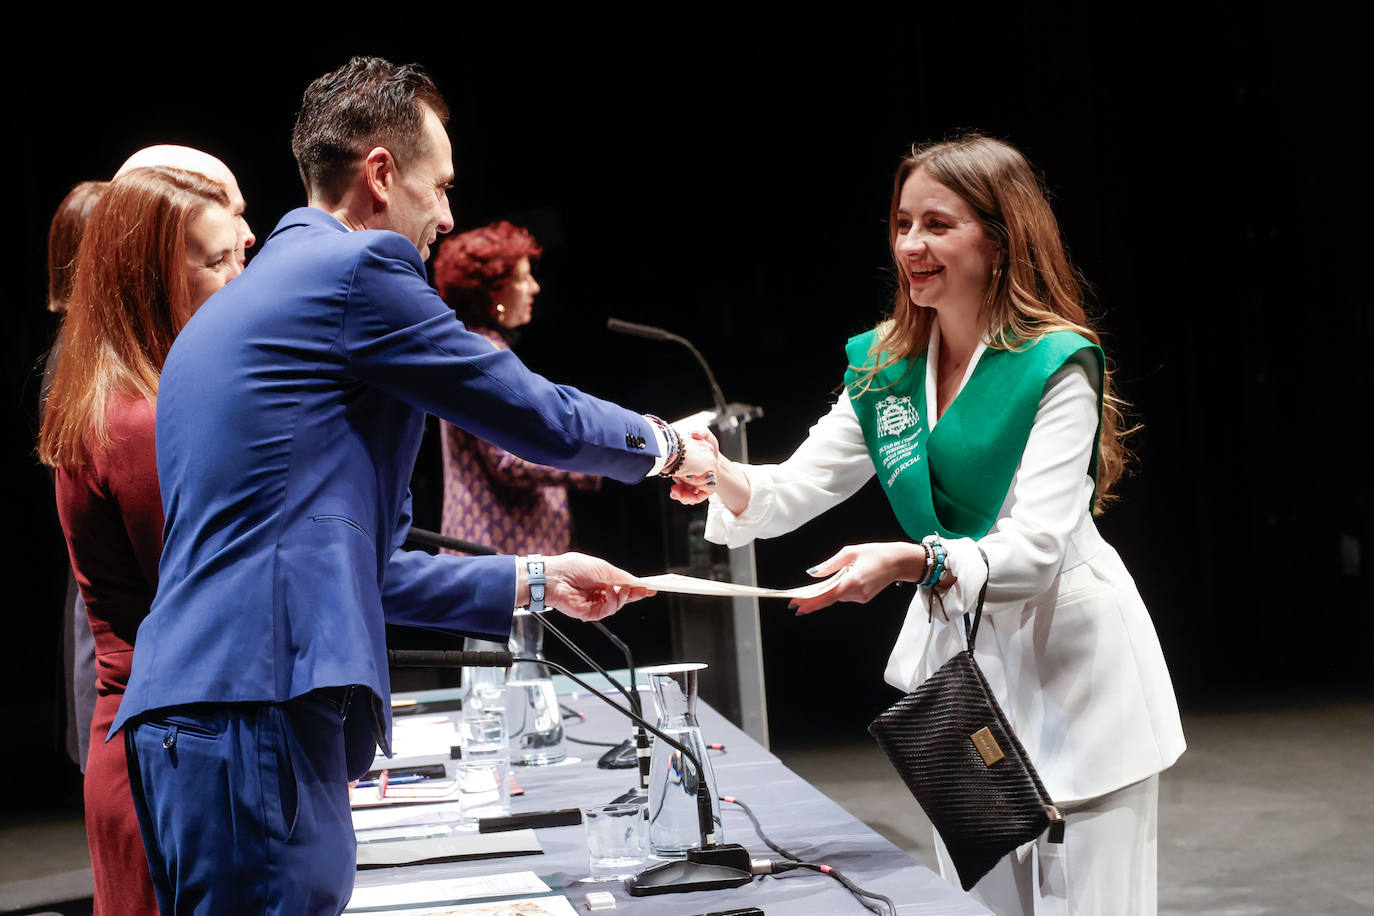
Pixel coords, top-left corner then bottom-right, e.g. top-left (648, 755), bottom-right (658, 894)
top-left (752, 857), bottom-right (802, 875)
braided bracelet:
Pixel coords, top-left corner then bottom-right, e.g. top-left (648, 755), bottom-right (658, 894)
top-left (645, 415), bottom-right (686, 477)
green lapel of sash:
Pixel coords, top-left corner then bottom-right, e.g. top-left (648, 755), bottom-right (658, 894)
top-left (844, 328), bottom-right (1103, 540)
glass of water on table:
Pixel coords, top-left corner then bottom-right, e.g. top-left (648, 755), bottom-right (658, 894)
top-left (583, 803), bottom-right (648, 881)
top-left (457, 711), bottom-right (510, 820)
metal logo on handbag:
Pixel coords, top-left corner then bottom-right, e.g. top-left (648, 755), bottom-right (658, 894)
top-left (970, 727), bottom-right (1005, 766)
top-left (867, 547), bottom-right (1064, 892)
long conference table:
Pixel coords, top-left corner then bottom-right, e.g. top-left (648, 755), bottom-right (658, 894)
top-left (348, 681), bottom-right (989, 916)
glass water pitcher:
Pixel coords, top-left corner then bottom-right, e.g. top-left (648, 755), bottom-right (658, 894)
top-left (504, 609), bottom-right (566, 766)
top-left (642, 662), bottom-right (722, 858)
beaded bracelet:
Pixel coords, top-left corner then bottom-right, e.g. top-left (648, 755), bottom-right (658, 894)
top-left (645, 415), bottom-right (686, 477)
top-left (919, 535), bottom-right (946, 589)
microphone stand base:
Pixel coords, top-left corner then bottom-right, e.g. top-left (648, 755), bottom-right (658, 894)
top-left (625, 857), bottom-right (753, 896)
top-left (596, 739), bottom-right (639, 770)
top-left (609, 786), bottom-right (648, 806)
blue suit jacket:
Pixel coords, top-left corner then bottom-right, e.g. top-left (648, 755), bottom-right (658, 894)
top-left (113, 208), bottom-right (657, 758)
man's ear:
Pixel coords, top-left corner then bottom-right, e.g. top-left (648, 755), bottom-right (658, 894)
top-left (362, 146), bottom-right (395, 206)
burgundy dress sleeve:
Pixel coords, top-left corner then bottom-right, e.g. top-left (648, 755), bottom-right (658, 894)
top-left (56, 395), bottom-right (163, 660)
top-left (53, 393), bottom-right (162, 916)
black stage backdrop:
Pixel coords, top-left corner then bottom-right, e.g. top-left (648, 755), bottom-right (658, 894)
top-left (5, 12), bottom-right (1371, 807)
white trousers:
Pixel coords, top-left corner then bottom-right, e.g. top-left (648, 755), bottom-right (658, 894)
top-left (934, 774), bottom-right (1159, 916)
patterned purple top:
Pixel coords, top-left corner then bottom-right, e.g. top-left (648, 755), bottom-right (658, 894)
top-left (440, 328), bottom-right (601, 556)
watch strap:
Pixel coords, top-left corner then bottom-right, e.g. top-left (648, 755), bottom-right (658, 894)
top-left (526, 554), bottom-right (546, 614)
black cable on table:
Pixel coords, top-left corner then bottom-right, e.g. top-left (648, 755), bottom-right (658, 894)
top-left (723, 796), bottom-right (897, 916)
top-left (565, 735), bottom-right (621, 748)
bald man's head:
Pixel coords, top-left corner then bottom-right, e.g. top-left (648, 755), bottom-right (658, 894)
top-left (115, 145), bottom-right (255, 263)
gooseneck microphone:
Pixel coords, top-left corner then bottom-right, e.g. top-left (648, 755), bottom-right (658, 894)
top-left (387, 648), bottom-right (514, 668)
top-left (387, 648), bottom-right (755, 896)
top-left (527, 614), bottom-right (648, 797)
top-left (606, 319), bottom-right (729, 419)
top-left (402, 527), bottom-right (498, 556)
top-left (530, 613), bottom-right (640, 720)
top-left (591, 621), bottom-right (650, 778)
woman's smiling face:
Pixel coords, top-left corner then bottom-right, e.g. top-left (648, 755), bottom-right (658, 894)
top-left (892, 167), bottom-right (1000, 317)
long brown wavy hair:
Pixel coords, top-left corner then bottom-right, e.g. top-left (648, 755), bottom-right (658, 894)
top-left (38, 167), bottom-right (229, 469)
top-left (857, 133), bottom-right (1135, 511)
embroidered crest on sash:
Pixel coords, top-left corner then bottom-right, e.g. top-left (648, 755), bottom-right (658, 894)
top-left (875, 396), bottom-right (919, 438)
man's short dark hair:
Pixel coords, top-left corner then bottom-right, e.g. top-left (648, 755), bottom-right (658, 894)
top-left (291, 56), bottom-right (450, 199)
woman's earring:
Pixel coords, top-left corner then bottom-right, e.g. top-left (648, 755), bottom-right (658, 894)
top-left (496, 303), bottom-right (506, 314)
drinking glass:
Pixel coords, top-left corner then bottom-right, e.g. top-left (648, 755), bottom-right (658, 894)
top-left (583, 803), bottom-right (648, 880)
top-left (455, 758), bottom-right (511, 820)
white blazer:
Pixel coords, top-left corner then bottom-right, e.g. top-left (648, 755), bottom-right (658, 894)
top-left (705, 328), bottom-right (1185, 803)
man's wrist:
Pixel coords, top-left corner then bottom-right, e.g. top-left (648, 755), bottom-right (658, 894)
top-left (514, 556), bottom-right (530, 608)
top-left (525, 554), bottom-right (546, 614)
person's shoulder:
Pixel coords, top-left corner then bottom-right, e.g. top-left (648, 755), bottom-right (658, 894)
top-left (1034, 328), bottom-right (1096, 350)
top-left (106, 393), bottom-right (156, 435)
top-left (91, 393), bottom-right (157, 466)
top-left (845, 323), bottom-right (882, 353)
top-left (351, 229), bottom-right (426, 270)
top-left (261, 210), bottom-right (420, 270)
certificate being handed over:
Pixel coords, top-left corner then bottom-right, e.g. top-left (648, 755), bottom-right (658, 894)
top-left (606, 568), bottom-right (847, 601)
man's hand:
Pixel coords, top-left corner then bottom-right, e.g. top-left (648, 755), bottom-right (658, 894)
top-left (542, 552), bottom-right (656, 621)
top-left (789, 542), bottom-right (928, 615)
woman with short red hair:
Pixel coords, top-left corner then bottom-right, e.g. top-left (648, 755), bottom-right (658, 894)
top-left (431, 221), bottom-right (601, 556)
top-left (39, 166), bottom-right (242, 916)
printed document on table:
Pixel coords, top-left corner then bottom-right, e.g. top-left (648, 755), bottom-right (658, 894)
top-left (345, 871), bottom-right (549, 911)
top-left (368, 896), bottom-right (578, 916)
top-left (607, 568), bottom-right (847, 600)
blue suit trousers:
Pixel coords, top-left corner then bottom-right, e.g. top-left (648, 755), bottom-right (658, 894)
top-left (125, 690), bottom-right (357, 915)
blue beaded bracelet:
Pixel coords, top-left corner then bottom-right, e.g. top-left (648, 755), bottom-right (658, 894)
top-left (919, 536), bottom-right (946, 589)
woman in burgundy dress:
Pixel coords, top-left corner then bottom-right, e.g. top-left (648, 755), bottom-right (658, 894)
top-left (432, 221), bottom-right (600, 555)
top-left (38, 167), bottom-right (243, 916)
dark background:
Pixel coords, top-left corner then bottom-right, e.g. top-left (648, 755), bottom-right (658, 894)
top-left (6, 11), bottom-right (1372, 810)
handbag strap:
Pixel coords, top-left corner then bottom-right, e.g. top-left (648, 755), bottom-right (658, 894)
top-left (962, 545), bottom-right (992, 652)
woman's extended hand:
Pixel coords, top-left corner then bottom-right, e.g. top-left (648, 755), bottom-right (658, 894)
top-left (674, 429), bottom-right (718, 480)
top-left (669, 430), bottom-right (752, 515)
top-left (789, 542), bottom-right (928, 615)
top-left (669, 429), bottom-right (720, 505)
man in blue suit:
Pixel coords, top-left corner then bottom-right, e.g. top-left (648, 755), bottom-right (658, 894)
top-left (115, 57), bottom-right (707, 914)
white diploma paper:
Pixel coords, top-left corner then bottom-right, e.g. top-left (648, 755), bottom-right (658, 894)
top-left (345, 871), bottom-right (551, 911)
top-left (609, 568), bottom-right (847, 600)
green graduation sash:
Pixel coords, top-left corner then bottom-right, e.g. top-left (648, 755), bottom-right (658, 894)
top-left (844, 328), bottom-right (1104, 540)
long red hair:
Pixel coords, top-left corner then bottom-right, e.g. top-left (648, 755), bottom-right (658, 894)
top-left (47, 180), bottom-right (109, 313)
top-left (38, 167), bottom-right (229, 469)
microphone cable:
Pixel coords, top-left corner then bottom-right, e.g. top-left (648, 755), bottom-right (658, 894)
top-left (722, 796), bottom-right (897, 916)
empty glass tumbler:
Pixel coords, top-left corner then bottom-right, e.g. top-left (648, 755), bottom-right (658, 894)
top-left (461, 635), bottom-right (508, 721)
top-left (583, 803), bottom-right (648, 880)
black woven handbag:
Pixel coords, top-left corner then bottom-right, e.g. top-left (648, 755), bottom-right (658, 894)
top-left (867, 549), bottom-right (1064, 891)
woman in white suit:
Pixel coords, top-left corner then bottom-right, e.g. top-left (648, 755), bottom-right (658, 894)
top-left (673, 134), bottom-right (1184, 915)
